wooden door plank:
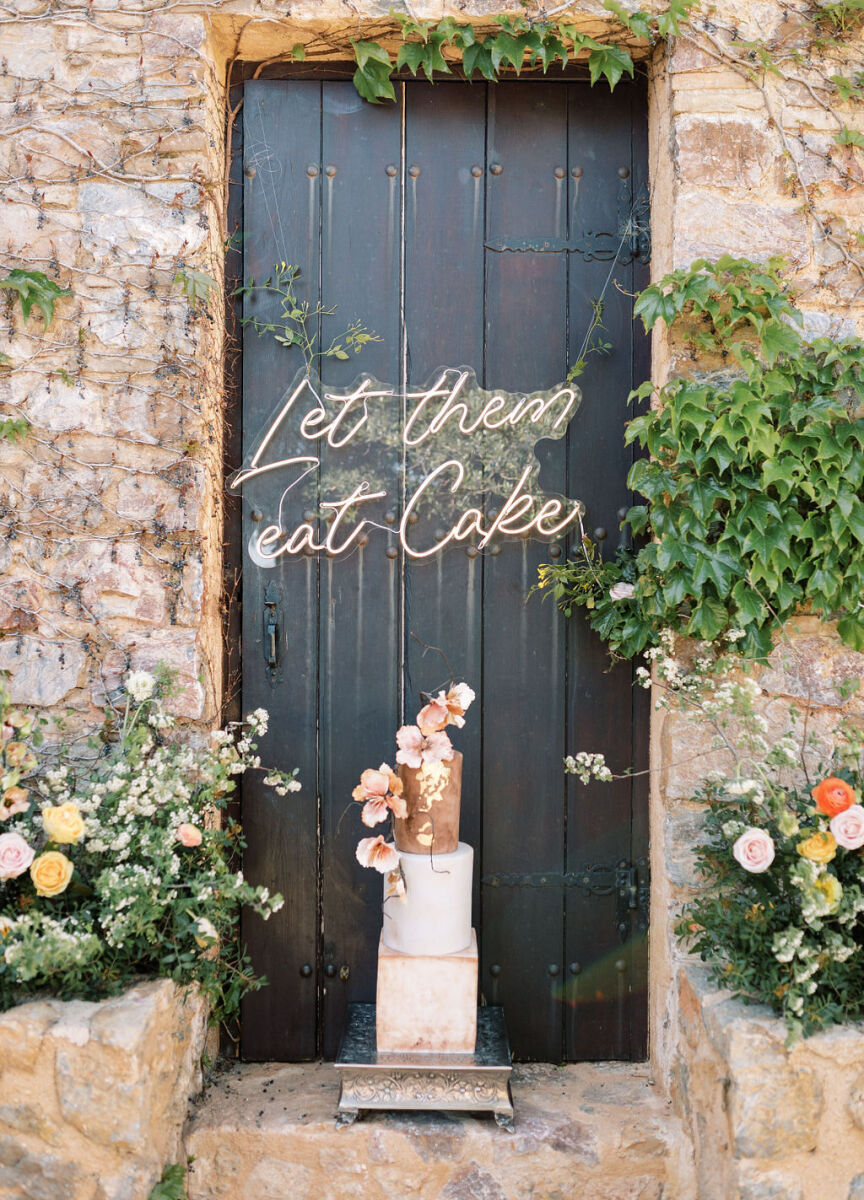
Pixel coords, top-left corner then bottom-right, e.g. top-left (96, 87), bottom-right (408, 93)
top-left (240, 80), bottom-right (322, 1061)
top-left (564, 81), bottom-right (648, 1060)
top-left (482, 81), bottom-right (569, 1062)
top-left (402, 83), bottom-right (487, 917)
top-left (318, 82), bottom-right (403, 1059)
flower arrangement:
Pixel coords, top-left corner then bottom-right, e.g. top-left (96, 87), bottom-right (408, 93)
top-left (0, 669), bottom-right (299, 1020)
top-left (352, 682), bottom-right (474, 898)
top-left (678, 738), bottom-right (864, 1042)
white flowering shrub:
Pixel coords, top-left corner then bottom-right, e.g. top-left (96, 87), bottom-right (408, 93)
top-left (0, 671), bottom-right (299, 1019)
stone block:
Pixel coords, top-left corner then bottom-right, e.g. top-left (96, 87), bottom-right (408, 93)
top-left (759, 634), bottom-right (864, 708)
top-left (0, 637), bottom-right (85, 706)
top-left (736, 1166), bottom-right (803, 1200)
top-left (728, 1030), bottom-right (823, 1157)
top-left (673, 191), bottom-right (808, 265)
top-left (376, 930), bottom-right (477, 1053)
top-left (849, 1175), bottom-right (864, 1200)
top-left (675, 116), bottom-right (778, 190)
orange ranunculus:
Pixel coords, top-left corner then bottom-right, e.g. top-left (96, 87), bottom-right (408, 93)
top-left (811, 777), bottom-right (857, 818)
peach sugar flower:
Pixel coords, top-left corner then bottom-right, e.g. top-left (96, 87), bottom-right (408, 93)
top-left (385, 868), bottom-right (406, 900)
top-left (355, 835), bottom-right (400, 874)
top-left (0, 786), bottom-right (29, 821)
top-left (417, 683), bottom-right (476, 735)
top-left (395, 725), bottom-right (453, 769)
top-left (352, 763), bottom-right (407, 827)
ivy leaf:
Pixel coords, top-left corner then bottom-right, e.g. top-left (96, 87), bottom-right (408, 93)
top-left (760, 319), bottom-right (800, 365)
top-left (633, 283), bottom-right (678, 330)
top-left (836, 126), bottom-right (864, 150)
top-left (396, 42), bottom-right (428, 75)
top-left (838, 616), bottom-right (864, 653)
top-left (587, 45), bottom-right (634, 90)
top-left (461, 41), bottom-right (496, 80)
top-left (351, 40), bottom-right (395, 103)
top-left (0, 269), bottom-right (72, 328)
top-left (490, 32), bottom-right (528, 74)
top-left (687, 598), bottom-right (728, 640)
top-left (532, 35), bottom-right (569, 71)
top-left (173, 268), bottom-right (216, 310)
top-left (291, 43), bottom-right (306, 61)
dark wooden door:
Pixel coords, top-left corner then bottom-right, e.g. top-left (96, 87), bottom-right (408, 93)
top-left (233, 75), bottom-right (650, 1062)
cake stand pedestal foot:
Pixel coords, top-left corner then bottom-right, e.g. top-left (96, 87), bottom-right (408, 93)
top-left (334, 1004), bottom-right (514, 1129)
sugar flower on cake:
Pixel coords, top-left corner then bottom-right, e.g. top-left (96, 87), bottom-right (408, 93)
top-left (384, 867), bottom-right (407, 901)
top-left (395, 723), bottom-right (454, 769)
top-left (351, 763), bottom-right (407, 827)
top-left (355, 835), bottom-right (400, 874)
top-left (417, 682), bottom-right (476, 734)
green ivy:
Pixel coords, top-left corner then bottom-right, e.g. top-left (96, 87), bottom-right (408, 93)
top-left (537, 256), bottom-right (864, 660)
top-left (148, 1164), bottom-right (188, 1200)
top-left (348, 3), bottom-right (699, 103)
top-left (1, 268), bottom-right (72, 328)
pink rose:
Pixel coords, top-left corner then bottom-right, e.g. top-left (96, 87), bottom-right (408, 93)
top-left (0, 832), bottom-right (35, 880)
top-left (732, 828), bottom-right (775, 874)
top-left (830, 803), bottom-right (864, 850)
top-left (177, 823), bottom-right (202, 848)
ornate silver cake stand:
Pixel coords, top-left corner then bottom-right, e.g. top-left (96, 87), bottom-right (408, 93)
top-left (334, 1003), bottom-right (514, 1131)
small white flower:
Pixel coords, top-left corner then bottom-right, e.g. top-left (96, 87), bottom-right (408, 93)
top-left (125, 671), bottom-right (156, 702)
top-left (609, 582), bottom-right (636, 601)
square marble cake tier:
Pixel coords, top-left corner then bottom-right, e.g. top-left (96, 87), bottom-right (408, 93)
top-left (376, 929), bottom-right (478, 1053)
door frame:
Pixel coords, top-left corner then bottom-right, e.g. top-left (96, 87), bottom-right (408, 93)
top-left (223, 61), bottom-right (653, 1061)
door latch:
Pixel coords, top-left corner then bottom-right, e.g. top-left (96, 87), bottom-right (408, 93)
top-left (262, 582), bottom-right (282, 676)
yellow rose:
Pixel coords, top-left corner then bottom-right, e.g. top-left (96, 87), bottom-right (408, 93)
top-left (42, 802), bottom-right (85, 845)
top-left (797, 831), bottom-right (837, 864)
top-left (30, 851), bottom-right (74, 898)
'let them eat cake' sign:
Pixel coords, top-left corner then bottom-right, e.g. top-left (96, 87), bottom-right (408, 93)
top-left (229, 367), bottom-right (584, 563)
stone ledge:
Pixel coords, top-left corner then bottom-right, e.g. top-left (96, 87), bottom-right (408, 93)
top-left (675, 964), bottom-right (864, 1200)
top-left (184, 1058), bottom-right (693, 1199)
top-left (0, 980), bottom-right (208, 1200)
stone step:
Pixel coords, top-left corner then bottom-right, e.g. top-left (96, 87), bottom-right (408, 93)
top-left (184, 1060), bottom-right (694, 1200)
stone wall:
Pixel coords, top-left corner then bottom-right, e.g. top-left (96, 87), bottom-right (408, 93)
top-left (676, 965), bottom-right (864, 1200)
top-left (0, 979), bottom-right (208, 1200)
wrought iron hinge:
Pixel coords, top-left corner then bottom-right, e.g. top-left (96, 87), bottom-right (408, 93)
top-left (485, 231), bottom-right (647, 264)
top-left (482, 857), bottom-right (650, 944)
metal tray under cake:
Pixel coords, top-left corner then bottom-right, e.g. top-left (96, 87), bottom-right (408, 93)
top-left (334, 1003), bottom-right (514, 1130)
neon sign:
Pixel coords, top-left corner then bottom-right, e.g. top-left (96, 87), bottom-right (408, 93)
top-left (228, 368), bottom-right (584, 563)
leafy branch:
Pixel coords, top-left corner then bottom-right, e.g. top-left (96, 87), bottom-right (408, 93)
top-left (1, 268), bottom-right (72, 328)
top-left (233, 262), bottom-right (381, 370)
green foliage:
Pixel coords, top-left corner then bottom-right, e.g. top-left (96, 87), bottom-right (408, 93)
top-left (830, 73), bottom-right (864, 102)
top-left (148, 1164), bottom-right (188, 1200)
top-left (346, 3), bottom-right (702, 103)
top-left (0, 418), bottom-right (29, 443)
top-left (539, 256), bottom-right (864, 660)
top-left (173, 268), bottom-right (217, 310)
top-left (0, 269), bottom-right (72, 328)
top-left (816, 0), bottom-right (864, 33)
top-left (0, 672), bottom-right (298, 1020)
top-left (234, 262), bottom-right (381, 369)
top-left (677, 725), bottom-right (864, 1042)
top-left (835, 125), bottom-right (864, 149)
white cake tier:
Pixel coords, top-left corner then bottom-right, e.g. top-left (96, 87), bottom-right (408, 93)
top-left (382, 841), bottom-right (473, 957)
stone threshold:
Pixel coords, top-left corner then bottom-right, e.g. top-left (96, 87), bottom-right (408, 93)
top-left (184, 1059), bottom-right (694, 1199)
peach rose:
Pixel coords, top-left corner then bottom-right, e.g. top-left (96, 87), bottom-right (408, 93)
top-left (830, 804), bottom-right (864, 851)
top-left (797, 831), bottom-right (837, 864)
top-left (732, 828), bottom-right (775, 874)
top-left (30, 851), bottom-right (74, 897)
top-left (355, 835), bottom-right (399, 874)
top-left (0, 786), bottom-right (29, 820)
top-left (0, 832), bottom-right (35, 880)
top-left (42, 802), bottom-right (85, 845)
top-left (177, 823), bottom-right (203, 848)
top-left (812, 777), bottom-right (856, 819)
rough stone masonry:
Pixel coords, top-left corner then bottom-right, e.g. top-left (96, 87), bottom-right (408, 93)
top-left (1, 1), bottom-right (864, 1197)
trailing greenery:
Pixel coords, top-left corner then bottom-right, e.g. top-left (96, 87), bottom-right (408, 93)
top-left (0, 268), bottom-right (71, 329)
top-left (348, 2), bottom-right (698, 103)
top-left (234, 261), bottom-right (381, 370)
top-left (537, 256), bottom-right (864, 660)
top-left (148, 1164), bottom-right (189, 1200)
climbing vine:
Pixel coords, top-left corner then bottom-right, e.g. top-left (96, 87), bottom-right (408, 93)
top-left (347, 2), bottom-right (698, 102)
top-left (537, 256), bottom-right (864, 660)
